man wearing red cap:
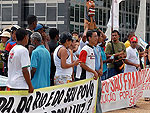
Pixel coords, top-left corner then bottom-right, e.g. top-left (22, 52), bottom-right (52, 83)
top-left (124, 36), bottom-right (141, 73)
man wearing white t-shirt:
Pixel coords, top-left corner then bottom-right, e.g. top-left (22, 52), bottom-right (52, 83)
top-left (124, 36), bottom-right (141, 73)
top-left (7, 28), bottom-right (34, 93)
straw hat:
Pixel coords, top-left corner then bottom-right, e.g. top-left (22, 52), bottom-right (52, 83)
top-left (0, 31), bottom-right (11, 38)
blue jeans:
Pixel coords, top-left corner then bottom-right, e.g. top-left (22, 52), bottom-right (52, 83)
top-left (107, 68), bottom-right (124, 79)
top-left (96, 77), bottom-right (102, 113)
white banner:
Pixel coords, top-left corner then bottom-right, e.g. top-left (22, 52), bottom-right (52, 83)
top-left (0, 78), bottom-right (98, 113)
top-left (101, 68), bottom-right (150, 112)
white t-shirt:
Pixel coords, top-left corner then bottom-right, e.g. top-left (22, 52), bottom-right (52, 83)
top-left (124, 46), bottom-right (140, 73)
top-left (76, 44), bottom-right (95, 79)
top-left (7, 45), bottom-right (31, 89)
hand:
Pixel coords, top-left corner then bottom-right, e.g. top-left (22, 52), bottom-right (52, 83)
top-left (138, 67), bottom-right (141, 71)
top-left (119, 51), bottom-right (124, 55)
top-left (93, 71), bottom-right (98, 80)
top-left (135, 64), bottom-right (140, 68)
top-left (28, 86), bottom-right (34, 93)
top-left (73, 59), bottom-right (81, 66)
top-left (98, 69), bottom-right (103, 77)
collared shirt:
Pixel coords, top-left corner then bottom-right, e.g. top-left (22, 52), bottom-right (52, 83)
top-left (100, 46), bottom-right (107, 73)
top-left (31, 45), bottom-right (51, 89)
top-left (94, 45), bottom-right (101, 71)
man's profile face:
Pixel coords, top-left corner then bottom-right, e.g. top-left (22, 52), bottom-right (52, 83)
top-left (112, 32), bottom-right (119, 42)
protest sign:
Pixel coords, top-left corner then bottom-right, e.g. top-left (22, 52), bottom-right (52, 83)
top-left (0, 78), bottom-right (98, 113)
top-left (101, 68), bottom-right (150, 112)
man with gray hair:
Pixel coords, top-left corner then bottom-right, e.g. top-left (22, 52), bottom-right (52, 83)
top-left (30, 32), bottom-right (51, 89)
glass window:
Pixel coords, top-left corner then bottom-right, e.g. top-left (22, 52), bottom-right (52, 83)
top-left (38, 17), bottom-right (45, 21)
top-left (107, 0), bottom-right (111, 8)
top-left (80, 5), bottom-right (84, 18)
top-left (13, 4), bottom-right (18, 16)
top-left (95, 8), bottom-right (98, 24)
top-left (132, 15), bottom-right (135, 29)
top-left (126, 14), bottom-right (128, 23)
top-left (146, 33), bottom-right (149, 42)
top-left (99, 9), bottom-right (102, 25)
top-left (129, 0), bottom-right (132, 12)
top-left (103, 0), bottom-right (106, 7)
top-left (135, 15), bottom-right (138, 25)
top-left (80, 25), bottom-right (84, 32)
top-left (75, 25), bottom-right (79, 33)
top-left (125, 0), bottom-right (128, 12)
top-left (2, 4), bottom-right (12, 7)
top-left (13, 17), bottom-right (18, 21)
top-left (119, 12), bottom-right (121, 25)
top-left (70, 4), bottom-right (74, 17)
top-left (103, 10), bottom-right (106, 26)
top-left (24, 3), bottom-right (34, 7)
top-left (70, 24), bottom-right (74, 33)
top-left (47, 7), bottom-right (56, 21)
top-left (75, 5), bottom-right (79, 22)
top-left (132, 2), bottom-right (135, 13)
top-left (135, 1), bottom-right (140, 14)
top-left (2, 8), bottom-right (12, 21)
top-left (58, 3), bottom-right (65, 16)
top-left (107, 10), bottom-right (110, 22)
top-left (35, 3), bottom-right (46, 16)
top-left (24, 7), bottom-right (34, 21)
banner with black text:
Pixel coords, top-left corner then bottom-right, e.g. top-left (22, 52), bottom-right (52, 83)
top-left (0, 78), bottom-right (98, 113)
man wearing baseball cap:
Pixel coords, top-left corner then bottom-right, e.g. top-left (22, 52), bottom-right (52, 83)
top-left (124, 36), bottom-right (141, 73)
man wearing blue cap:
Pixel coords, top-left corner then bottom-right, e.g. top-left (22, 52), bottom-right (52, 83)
top-left (34, 24), bottom-right (50, 51)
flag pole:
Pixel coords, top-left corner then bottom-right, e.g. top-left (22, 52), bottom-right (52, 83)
top-left (112, 0), bottom-right (114, 32)
top-left (111, 0), bottom-right (114, 41)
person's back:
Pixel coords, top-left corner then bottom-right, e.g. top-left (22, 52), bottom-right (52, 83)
top-left (7, 45), bottom-right (30, 89)
top-left (31, 45), bottom-right (51, 89)
top-left (30, 32), bottom-right (51, 89)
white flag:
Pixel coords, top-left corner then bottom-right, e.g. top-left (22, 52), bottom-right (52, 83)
top-left (107, 0), bottom-right (125, 30)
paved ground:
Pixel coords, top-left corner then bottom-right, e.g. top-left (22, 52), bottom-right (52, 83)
top-left (105, 98), bottom-right (150, 113)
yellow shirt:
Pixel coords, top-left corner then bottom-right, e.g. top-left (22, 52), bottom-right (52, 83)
top-left (124, 40), bottom-right (131, 48)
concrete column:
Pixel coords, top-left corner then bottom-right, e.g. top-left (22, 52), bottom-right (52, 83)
top-left (18, 0), bottom-right (25, 27)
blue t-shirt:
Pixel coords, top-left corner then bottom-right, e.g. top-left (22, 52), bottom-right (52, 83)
top-left (100, 47), bottom-right (107, 73)
top-left (94, 45), bottom-right (101, 71)
top-left (31, 45), bottom-right (51, 89)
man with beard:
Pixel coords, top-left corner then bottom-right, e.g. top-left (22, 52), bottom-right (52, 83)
top-left (105, 30), bottom-right (126, 78)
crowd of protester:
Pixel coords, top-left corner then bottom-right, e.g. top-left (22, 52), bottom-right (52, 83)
top-left (0, 14), bottom-right (150, 112)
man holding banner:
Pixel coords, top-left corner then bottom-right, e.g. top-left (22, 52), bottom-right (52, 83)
top-left (76, 30), bottom-right (101, 112)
